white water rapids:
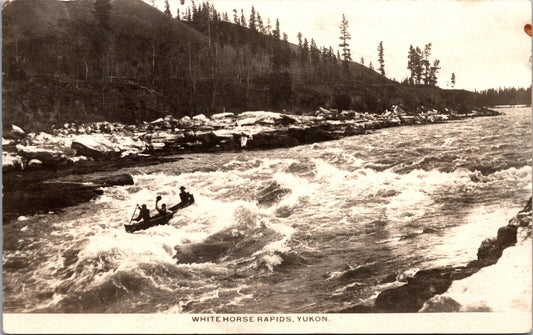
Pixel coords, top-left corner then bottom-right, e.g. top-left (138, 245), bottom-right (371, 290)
top-left (3, 107), bottom-right (531, 313)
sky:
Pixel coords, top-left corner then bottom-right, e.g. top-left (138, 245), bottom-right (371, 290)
top-left (151, 0), bottom-right (530, 91)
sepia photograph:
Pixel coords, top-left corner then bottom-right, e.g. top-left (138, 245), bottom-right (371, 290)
top-left (2, 0), bottom-right (532, 333)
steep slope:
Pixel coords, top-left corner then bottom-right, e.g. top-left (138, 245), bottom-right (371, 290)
top-left (2, 0), bottom-right (207, 76)
top-left (2, 0), bottom-right (484, 131)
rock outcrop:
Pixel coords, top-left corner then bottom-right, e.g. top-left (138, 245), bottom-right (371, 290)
top-left (2, 173), bottom-right (135, 223)
top-left (71, 136), bottom-right (122, 160)
top-left (16, 145), bottom-right (69, 167)
top-left (371, 197), bottom-right (532, 313)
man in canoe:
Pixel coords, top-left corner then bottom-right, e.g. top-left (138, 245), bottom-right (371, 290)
top-left (133, 204), bottom-right (150, 223)
top-left (155, 195), bottom-right (167, 214)
top-left (179, 186), bottom-right (193, 204)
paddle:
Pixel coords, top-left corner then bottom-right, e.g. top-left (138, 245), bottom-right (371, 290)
top-left (128, 205), bottom-right (138, 225)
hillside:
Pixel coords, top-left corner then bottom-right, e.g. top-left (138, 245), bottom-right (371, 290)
top-left (2, 0), bottom-right (484, 131)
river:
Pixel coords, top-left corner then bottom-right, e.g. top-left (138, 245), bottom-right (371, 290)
top-left (3, 107), bottom-right (531, 313)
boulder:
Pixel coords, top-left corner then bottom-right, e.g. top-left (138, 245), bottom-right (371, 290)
top-left (27, 159), bottom-right (43, 169)
top-left (516, 211), bottom-right (532, 227)
top-left (2, 152), bottom-right (23, 171)
top-left (496, 225), bottom-right (517, 248)
top-left (476, 237), bottom-right (502, 265)
top-left (475, 225), bottom-right (517, 266)
top-left (192, 114), bottom-right (210, 123)
top-left (212, 129), bottom-right (237, 140)
top-left (177, 116), bottom-right (194, 128)
top-left (375, 268), bottom-right (454, 312)
top-left (2, 137), bottom-right (15, 146)
top-left (16, 145), bottom-right (68, 167)
top-left (237, 117), bottom-right (261, 126)
top-left (68, 156), bottom-right (91, 164)
top-left (143, 132), bottom-right (185, 144)
top-left (279, 114), bottom-right (300, 125)
top-left (237, 111), bottom-right (298, 126)
top-left (419, 296), bottom-right (462, 312)
top-left (195, 131), bottom-right (219, 146)
top-left (8, 125), bottom-right (26, 139)
top-left (150, 117), bottom-right (165, 124)
top-left (211, 112), bottom-right (235, 120)
top-left (71, 136), bottom-right (121, 159)
top-left (513, 197), bottom-right (532, 227)
top-left (2, 138), bottom-right (18, 153)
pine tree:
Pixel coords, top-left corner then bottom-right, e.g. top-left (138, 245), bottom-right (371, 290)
top-left (369, 61), bottom-right (374, 71)
top-left (422, 43), bottom-right (432, 84)
top-left (264, 18), bottom-right (271, 34)
top-left (377, 41), bottom-right (385, 76)
top-left (428, 59), bottom-right (440, 86)
top-left (164, 0), bottom-right (172, 16)
top-left (360, 57), bottom-right (364, 65)
top-left (338, 14), bottom-right (352, 62)
top-left (233, 9), bottom-right (239, 24)
top-left (407, 43), bottom-right (440, 86)
top-left (249, 6), bottom-right (256, 31)
top-left (407, 45), bottom-right (416, 82)
top-left (282, 33), bottom-right (288, 41)
top-left (414, 46), bottom-right (423, 84)
top-left (300, 38), bottom-right (309, 63)
top-left (176, 8), bottom-right (181, 20)
top-left (273, 19), bottom-right (280, 39)
top-left (240, 9), bottom-right (246, 27)
top-left (297, 32), bottom-right (303, 49)
top-left (451, 72), bottom-right (456, 88)
top-left (191, 1), bottom-right (198, 22)
top-left (256, 13), bottom-right (264, 33)
top-left (310, 38), bottom-right (320, 65)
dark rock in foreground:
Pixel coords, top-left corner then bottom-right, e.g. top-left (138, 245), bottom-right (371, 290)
top-left (374, 266), bottom-right (480, 312)
top-left (341, 197), bottom-right (531, 313)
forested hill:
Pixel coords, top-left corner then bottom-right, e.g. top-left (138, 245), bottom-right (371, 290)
top-left (2, 0), bottom-right (483, 131)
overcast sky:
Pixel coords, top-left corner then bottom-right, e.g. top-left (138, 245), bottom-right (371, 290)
top-left (151, 0), bottom-right (531, 91)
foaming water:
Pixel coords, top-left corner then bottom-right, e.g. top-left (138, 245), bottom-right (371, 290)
top-left (3, 107), bottom-right (531, 313)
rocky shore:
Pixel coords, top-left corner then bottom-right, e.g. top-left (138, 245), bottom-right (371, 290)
top-left (3, 106), bottom-right (500, 223)
top-left (337, 197), bottom-right (532, 313)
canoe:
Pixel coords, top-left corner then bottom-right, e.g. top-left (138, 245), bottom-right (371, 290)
top-left (124, 195), bottom-right (195, 233)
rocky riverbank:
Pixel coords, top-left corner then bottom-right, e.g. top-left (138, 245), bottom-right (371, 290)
top-left (337, 196), bottom-right (532, 313)
top-left (2, 106), bottom-right (501, 223)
